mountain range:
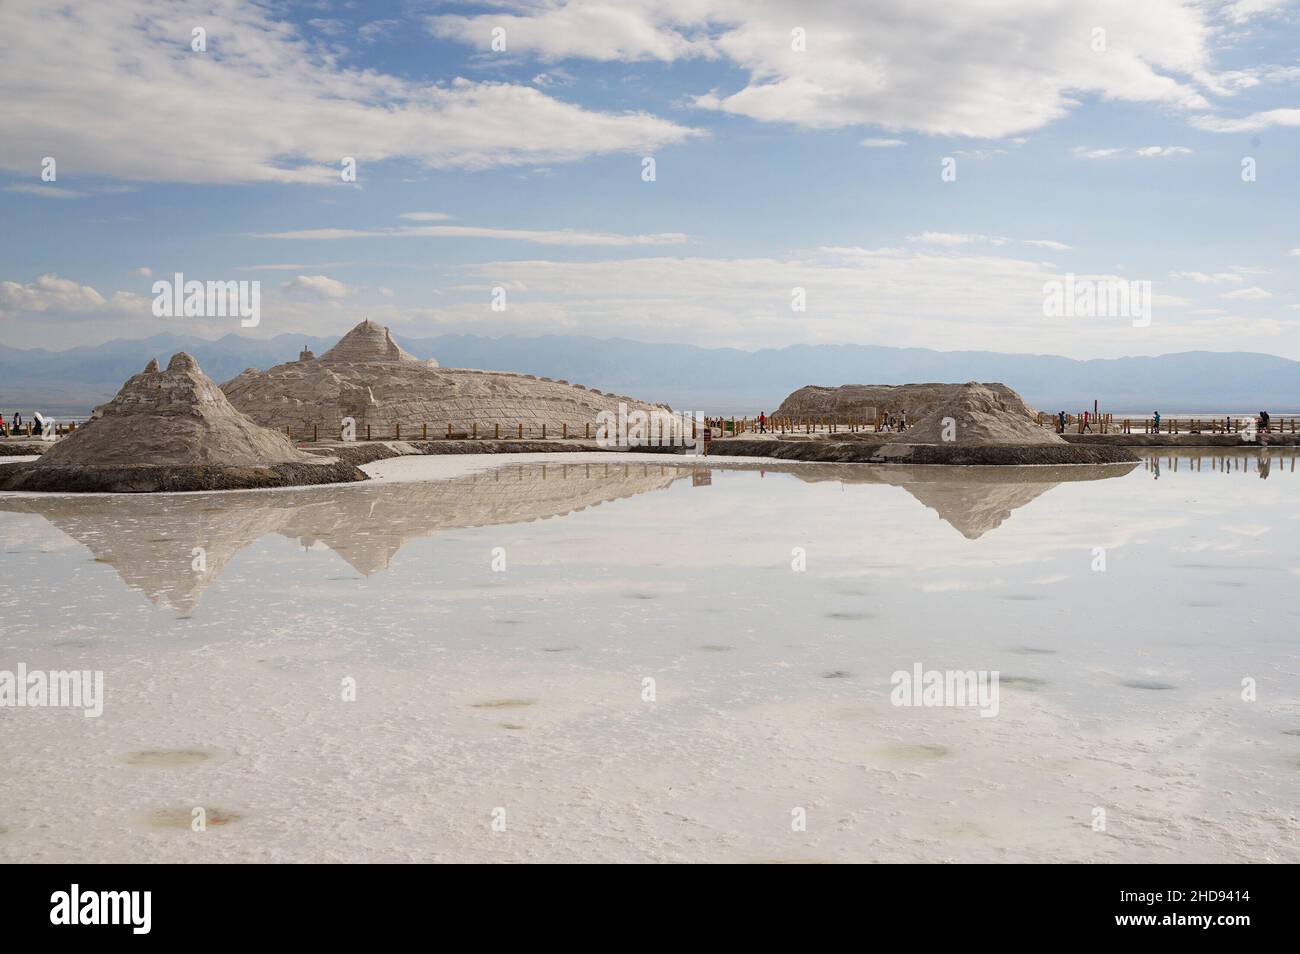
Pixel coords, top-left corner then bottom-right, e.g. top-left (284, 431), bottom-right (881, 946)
top-left (2, 331), bottom-right (1297, 417)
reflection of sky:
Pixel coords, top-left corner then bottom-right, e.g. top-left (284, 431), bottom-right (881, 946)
top-left (1, 449), bottom-right (1297, 862)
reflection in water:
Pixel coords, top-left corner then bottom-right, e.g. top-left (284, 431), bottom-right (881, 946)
top-left (1, 450), bottom-right (1289, 611)
top-left (0, 462), bottom-right (685, 611)
top-left (2, 447), bottom-right (1297, 864)
top-left (0, 460), bottom-right (1144, 608)
top-left (783, 462), bottom-right (1137, 539)
top-left (1141, 450), bottom-right (1299, 478)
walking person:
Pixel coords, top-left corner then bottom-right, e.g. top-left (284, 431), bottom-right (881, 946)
top-left (758, 411), bottom-right (767, 434)
top-left (1152, 410), bottom-right (1160, 434)
top-left (1057, 410), bottom-right (1066, 434)
top-left (1082, 410), bottom-right (1092, 433)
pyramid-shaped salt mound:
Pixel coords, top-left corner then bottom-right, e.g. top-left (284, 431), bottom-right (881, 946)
top-left (221, 319), bottom-right (664, 436)
top-left (0, 353), bottom-right (366, 493)
top-left (318, 319), bottom-right (429, 366)
top-left (883, 382), bottom-right (1065, 446)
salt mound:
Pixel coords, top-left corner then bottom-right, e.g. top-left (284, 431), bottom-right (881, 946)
top-left (39, 352), bottom-right (321, 467)
top-left (0, 353), bottom-right (366, 492)
top-left (884, 382), bottom-right (1065, 446)
top-left (222, 318), bottom-right (665, 435)
top-left (318, 319), bottom-right (431, 366)
top-left (775, 381), bottom-right (1035, 424)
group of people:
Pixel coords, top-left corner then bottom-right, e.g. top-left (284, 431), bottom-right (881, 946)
top-left (877, 412), bottom-right (907, 433)
top-left (1055, 409), bottom-right (1275, 435)
top-left (1056, 410), bottom-right (1099, 433)
top-left (0, 411), bottom-right (26, 436)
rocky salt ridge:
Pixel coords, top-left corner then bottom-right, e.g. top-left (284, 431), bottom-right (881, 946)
top-left (717, 384), bottom-right (1137, 465)
top-left (774, 381), bottom-right (1039, 425)
top-left (0, 353), bottom-right (366, 493)
top-left (222, 319), bottom-right (669, 435)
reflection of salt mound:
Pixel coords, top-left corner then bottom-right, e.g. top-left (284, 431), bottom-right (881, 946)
top-left (889, 471), bottom-right (1060, 539)
top-left (0, 461), bottom-right (685, 611)
top-left (43, 353), bottom-right (320, 467)
top-left (884, 382), bottom-right (1064, 446)
top-left (769, 460), bottom-right (1136, 539)
top-left (222, 318), bottom-right (665, 435)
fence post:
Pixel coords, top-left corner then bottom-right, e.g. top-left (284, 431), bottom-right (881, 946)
top-left (395, 423), bottom-right (400, 440)
top-left (313, 423), bottom-right (318, 442)
top-left (495, 422), bottom-right (500, 439)
top-left (518, 423), bottom-right (522, 439)
top-left (423, 423), bottom-right (427, 440)
top-left (542, 424), bottom-right (547, 440)
top-left (473, 422), bottom-right (478, 439)
top-left (366, 424), bottom-right (371, 441)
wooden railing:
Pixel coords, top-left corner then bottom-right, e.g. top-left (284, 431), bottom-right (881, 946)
top-left (1033, 413), bottom-right (1300, 435)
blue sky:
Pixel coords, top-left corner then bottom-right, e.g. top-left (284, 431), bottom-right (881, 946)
top-left (2, 0), bottom-right (1300, 358)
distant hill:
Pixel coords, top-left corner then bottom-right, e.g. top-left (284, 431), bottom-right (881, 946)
top-left (2, 331), bottom-right (1298, 416)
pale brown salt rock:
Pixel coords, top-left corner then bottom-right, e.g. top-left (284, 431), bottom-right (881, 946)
top-left (221, 319), bottom-right (668, 435)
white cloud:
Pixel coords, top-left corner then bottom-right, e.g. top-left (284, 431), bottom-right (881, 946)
top-left (860, 137), bottom-right (906, 148)
top-left (134, 267), bottom-right (153, 278)
top-left (1075, 145), bottom-right (1192, 159)
top-left (3, 183), bottom-right (87, 199)
top-left (908, 232), bottom-right (1009, 247)
top-left (434, 1), bottom-right (1219, 138)
top-left (1191, 107), bottom-right (1300, 132)
top-left (283, 275), bottom-right (354, 299)
top-left (1222, 0), bottom-right (1295, 25)
top-left (1134, 145), bottom-right (1193, 157)
top-left (1073, 147), bottom-right (1127, 159)
top-left (399, 212), bottom-right (453, 222)
top-left (0, 274), bottom-right (107, 314)
top-left (0, 0), bottom-right (699, 185)
top-left (1219, 286), bottom-right (1273, 301)
top-left (253, 223), bottom-right (690, 247)
top-left (1024, 240), bottom-right (1072, 251)
top-left (1169, 270), bottom-right (1245, 284)
top-left (0, 275), bottom-right (150, 334)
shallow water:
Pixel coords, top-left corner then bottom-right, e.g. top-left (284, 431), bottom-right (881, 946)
top-left (1, 449), bottom-right (1297, 862)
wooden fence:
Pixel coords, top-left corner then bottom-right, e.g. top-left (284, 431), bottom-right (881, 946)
top-left (1033, 413), bottom-right (1300, 435)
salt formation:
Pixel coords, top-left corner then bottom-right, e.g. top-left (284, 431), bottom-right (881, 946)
top-left (775, 382), bottom-right (1037, 425)
top-left (0, 353), bottom-right (364, 492)
top-left (222, 319), bottom-right (665, 435)
top-left (883, 382), bottom-right (1065, 445)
